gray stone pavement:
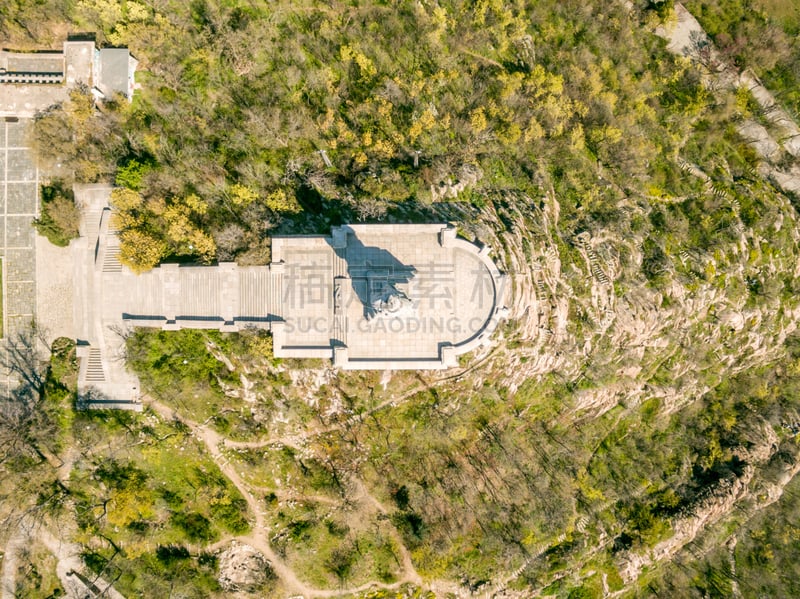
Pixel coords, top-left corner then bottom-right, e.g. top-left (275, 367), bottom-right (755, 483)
top-left (268, 224), bottom-right (508, 368)
top-left (35, 232), bottom-right (74, 343)
top-left (0, 118), bottom-right (39, 394)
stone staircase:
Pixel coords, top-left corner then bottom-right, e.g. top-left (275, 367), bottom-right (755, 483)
top-left (83, 347), bottom-right (105, 383)
top-left (77, 343), bottom-right (143, 411)
top-left (81, 206), bottom-right (102, 251)
top-left (126, 272), bottom-right (162, 316)
top-left (161, 265), bottom-right (180, 319)
top-left (575, 233), bottom-right (610, 286)
top-left (238, 267), bottom-right (281, 319)
top-left (178, 267), bottom-right (220, 316)
top-left (102, 244), bottom-right (122, 272)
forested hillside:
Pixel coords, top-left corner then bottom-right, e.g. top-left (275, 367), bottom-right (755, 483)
top-left (3, 0), bottom-right (800, 597)
top-left (25, 0), bottom-right (776, 269)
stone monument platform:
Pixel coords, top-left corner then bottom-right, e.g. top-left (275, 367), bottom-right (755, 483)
top-left (73, 186), bottom-right (508, 407)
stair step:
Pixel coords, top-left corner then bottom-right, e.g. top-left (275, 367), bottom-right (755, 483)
top-left (103, 247), bottom-right (123, 272)
top-left (85, 348), bottom-right (106, 382)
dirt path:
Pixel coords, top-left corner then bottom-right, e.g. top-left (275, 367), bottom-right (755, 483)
top-left (147, 397), bottom-right (428, 597)
top-left (222, 378), bottom-right (450, 452)
top-left (222, 362), bottom-right (487, 457)
top-left (248, 486), bottom-right (342, 506)
top-left (1, 516), bottom-right (125, 599)
top-left (148, 399), bottom-right (312, 595)
top-left (350, 479), bottom-right (423, 587)
top-left (223, 435), bottom-right (305, 451)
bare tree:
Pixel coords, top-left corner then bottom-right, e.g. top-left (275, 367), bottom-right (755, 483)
top-left (0, 329), bottom-right (67, 530)
top-left (685, 30), bottom-right (723, 73)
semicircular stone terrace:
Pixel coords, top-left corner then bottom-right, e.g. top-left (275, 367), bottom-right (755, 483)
top-left (74, 186), bottom-right (509, 407)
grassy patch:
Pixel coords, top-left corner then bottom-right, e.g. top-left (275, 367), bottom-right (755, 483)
top-left (126, 328), bottom-right (294, 439)
top-left (10, 539), bottom-right (62, 598)
top-left (69, 410), bottom-right (250, 585)
top-left (223, 444), bottom-right (342, 498)
top-left (268, 500), bottom-right (403, 588)
top-left (125, 328), bottom-right (245, 424)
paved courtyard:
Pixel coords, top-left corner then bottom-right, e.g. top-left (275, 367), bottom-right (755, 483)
top-left (0, 37), bottom-right (137, 404)
top-left (272, 225), bottom-right (506, 368)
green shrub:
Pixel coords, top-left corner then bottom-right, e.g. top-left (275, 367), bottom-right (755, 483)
top-left (156, 545), bottom-right (191, 565)
top-left (115, 158), bottom-right (154, 191)
top-left (170, 512), bottom-right (217, 542)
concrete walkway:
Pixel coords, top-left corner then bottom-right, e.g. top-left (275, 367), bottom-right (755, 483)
top-left (0, 118), bottom-right (39, 394)
top-left (35, 233), bottom-right (74, 343)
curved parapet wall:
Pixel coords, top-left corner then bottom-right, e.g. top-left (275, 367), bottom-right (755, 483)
top-left (439, 226), bottom-right (509, 362)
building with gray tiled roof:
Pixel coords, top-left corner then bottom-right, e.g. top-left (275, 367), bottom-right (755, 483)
top-left (0, 38), bottom-right (137, 118)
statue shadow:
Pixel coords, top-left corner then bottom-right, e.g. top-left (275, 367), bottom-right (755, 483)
top-left (327, 229), bottom-right (416, 320)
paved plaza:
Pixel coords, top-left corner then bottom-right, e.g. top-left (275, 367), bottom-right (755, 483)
top-left (272, 224), bottom-right (506, 368)
top-left (1, 119), bottom-right (38, 336)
